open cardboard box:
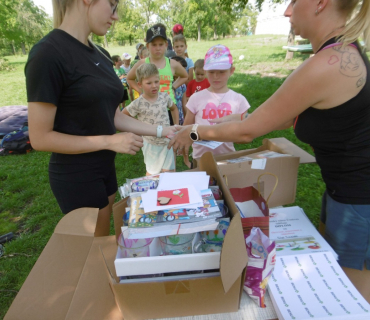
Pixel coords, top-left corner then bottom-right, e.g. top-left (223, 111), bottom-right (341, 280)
top-left (196, 138), bottom-right (316, 208)
top-left (5, 152), bottom-right (249, 320)
top-left (107, 152), bottom-right (248, 319)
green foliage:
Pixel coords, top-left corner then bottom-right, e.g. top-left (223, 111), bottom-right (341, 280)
top-left (0, 58), bottom-right (15, 71)
top-left (0, 0), bottom-right (51, 55)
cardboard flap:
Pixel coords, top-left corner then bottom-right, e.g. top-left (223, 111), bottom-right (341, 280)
top-left (220, 214), bottom-right (248, 293)
top-left (265, 138), bottom-right (316, 164)
top-left (198, 152), bottom-right (248, 293)
top-left (66, 237), bottom-right (123, 320)
top-left (113, 197), bottom-right (129, 239)
top-left (54, 207), bottom-right (99, 236)
top-left (100, 245), bottom-right (119, 284)
top-left (4, 233), bottom-right (94, 320)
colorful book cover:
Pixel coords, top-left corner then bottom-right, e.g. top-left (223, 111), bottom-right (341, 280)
top-left (128, 189), bottom-right (221, 228)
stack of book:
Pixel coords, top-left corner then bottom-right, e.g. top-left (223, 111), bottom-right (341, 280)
top-left (122, 172), bottom-right (225, 239)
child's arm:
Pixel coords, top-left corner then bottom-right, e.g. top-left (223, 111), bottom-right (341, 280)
top-left (185, 67), bottom-right (194, 86)
top-left (182, 93), bottom-right (187, 117)
top-left (171, 60), bottom-right (188, 90)
top-left (181, 107), bottom-right (195, 167)
top-left (183, 107), bottom-right (195, 126)
top-left (128, 87), bottom-right (134, 101)
top-left (127, 61), bottom-right (143, 94)
top-left (169, 103), bottom-right (179, 125)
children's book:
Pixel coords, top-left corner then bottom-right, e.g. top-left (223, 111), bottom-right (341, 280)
top-left (268, 251), bottom-right (370, 320)
top-left (269, 206), bottom-right (338, 259)
top-left (128, 189), bottom-right (222, 228)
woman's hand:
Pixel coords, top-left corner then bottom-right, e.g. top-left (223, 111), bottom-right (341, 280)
top-left (163, 125), bottom-right (182, 139)
top-left (168, 125), bottom-right (193, 155)
top-left (107, 132), bottom-right (143, 155)
top-left (209, 113), bottom-right (243, 124)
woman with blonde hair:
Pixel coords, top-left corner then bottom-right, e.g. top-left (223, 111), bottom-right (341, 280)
top-left (25, 0), bottom-right (178, 236)
top-left (170, 0), bottom-right (370, 302)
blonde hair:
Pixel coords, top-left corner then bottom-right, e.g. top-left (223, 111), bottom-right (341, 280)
top-left (194, 59), bottom-right (205, 70)
top-left (173, 34), bottom-right (187, 45)
top-left (52, 0), bottom-right (114, 63)
top-left (52, 0), bottom-right (73, 28)
top-left (337, 0), bottom-right (370, 50)
top-left (136, 63), bottom-right (159, 83)
top-left (139, 46), bottom-right (149, 59)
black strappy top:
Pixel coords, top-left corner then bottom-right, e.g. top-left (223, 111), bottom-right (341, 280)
top-left (294, 38), bottom-right (370, 204)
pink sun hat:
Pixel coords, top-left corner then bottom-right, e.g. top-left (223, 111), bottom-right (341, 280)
top-left (204, 44), bottom-right (233, 70)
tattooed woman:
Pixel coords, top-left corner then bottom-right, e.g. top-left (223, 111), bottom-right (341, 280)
top-left (169, 0), bottom-right (370, 302)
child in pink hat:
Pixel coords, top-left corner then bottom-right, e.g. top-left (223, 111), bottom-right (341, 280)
top-left (182, 44), bottom-right (251, 168)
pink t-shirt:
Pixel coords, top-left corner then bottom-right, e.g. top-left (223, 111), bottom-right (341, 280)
top-left (187, 89), bottom-right (250, 159)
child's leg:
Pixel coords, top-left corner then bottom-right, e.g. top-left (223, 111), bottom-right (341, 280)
top-left (183, 149), bottom-right (192, 169)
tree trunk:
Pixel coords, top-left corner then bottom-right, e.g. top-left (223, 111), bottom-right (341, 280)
top-left (213, 26), bottom-right (217, 40)
top-left (197, 23), bottom-right (201, 42)
top-left (129, 34), bottom-right (132, 46)
top-left (21, 43), bottom-right (26, 55)
top-left (11, 41), bottom-right (16, 55)
top-left (285, 27), bottom-right (295, 60)
top-left (104, 35), bottom-right (109, 48)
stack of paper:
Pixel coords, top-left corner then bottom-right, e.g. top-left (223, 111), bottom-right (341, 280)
top-left (268, 251), bottom-right (370, 320)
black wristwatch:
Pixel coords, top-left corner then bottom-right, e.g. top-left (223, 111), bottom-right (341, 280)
top-left (189, 124), bottom-right (201, 142)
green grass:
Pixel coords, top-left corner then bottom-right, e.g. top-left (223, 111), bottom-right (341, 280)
top-left (0, 35), bottom-right (324, 318)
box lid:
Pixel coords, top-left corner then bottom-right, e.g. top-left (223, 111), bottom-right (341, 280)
top-left (263, 138), bottom-right (315, 164)
top-left (214, 138), bottom-right (316, 164)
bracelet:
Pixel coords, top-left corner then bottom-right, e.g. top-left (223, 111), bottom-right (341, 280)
top-left (156, 125), bottom-right (163, 138)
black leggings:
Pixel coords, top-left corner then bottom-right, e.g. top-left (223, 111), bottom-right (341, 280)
top-left (49, 160), bottom-right (117, 214)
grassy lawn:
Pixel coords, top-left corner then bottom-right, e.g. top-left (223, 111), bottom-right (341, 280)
top-left (0, 35), bottom-right (324, 318)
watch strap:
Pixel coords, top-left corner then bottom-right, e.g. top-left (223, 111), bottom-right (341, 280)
top-left (156, 125), bottom-right (163, 138)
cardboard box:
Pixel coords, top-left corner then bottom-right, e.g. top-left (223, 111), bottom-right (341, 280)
top-left (5, 152), bottom-right (249, 320)
top-left (106, 152), bottom-right (248, 319)
top-left (203, 138), bottom-right (315, 208)
top-left (214, 138), bottom-right (316, 165)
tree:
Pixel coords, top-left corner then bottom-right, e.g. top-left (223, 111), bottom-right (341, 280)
top-left (218, 0), bottom-right (294, 59)
top-left (233, 4), bottom-right (258, 35)
top-left (186, 0), bottom-right (213, 41)
top-left (113, 0), bottom-right (144, 46)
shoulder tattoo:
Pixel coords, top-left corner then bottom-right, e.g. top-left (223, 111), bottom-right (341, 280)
top-left (332, 46), bottom-right (365, 80)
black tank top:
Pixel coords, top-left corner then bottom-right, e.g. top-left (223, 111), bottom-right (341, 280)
top-left (294, 38), bottom-right (370, 204)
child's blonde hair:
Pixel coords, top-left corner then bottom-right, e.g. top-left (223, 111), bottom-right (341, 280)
top-left (136, 63), bottom-right (159, 83)
top-left (194, 59), bottom-right (205, 70)
top-left (173, 34), bottom-right (187, 45)
top-left (139, 46), bottom-right (149, 58)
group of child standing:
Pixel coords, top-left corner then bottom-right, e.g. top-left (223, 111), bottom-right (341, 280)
top-left (115, 23), bottom-right (251, 175)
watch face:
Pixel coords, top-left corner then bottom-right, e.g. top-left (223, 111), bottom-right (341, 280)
top-left (190, 132), bottom-right (198, 141)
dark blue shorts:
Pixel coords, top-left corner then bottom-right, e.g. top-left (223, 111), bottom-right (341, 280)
top-left (49, 160), bottom-right (117, 214)
top-left (321, 191), bottom-right (370, 270)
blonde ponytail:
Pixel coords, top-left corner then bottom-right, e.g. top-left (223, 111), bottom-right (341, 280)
top-left (338, 0), bottom-right (370, 51)
top-left (52, 0), bottom-right (73, 28)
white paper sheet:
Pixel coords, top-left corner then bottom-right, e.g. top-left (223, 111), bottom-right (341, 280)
top-left (157, 172), bottom-right (209, 193)
top-left (193, 140), bottom-right (223, 149)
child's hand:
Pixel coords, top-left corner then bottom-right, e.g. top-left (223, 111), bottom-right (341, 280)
top-left (163, 125), bottom-right (182, 139)
top-left (107, 132), bottom-right (143, 155)
top-left (168, 125), bottom-right (193, 156)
